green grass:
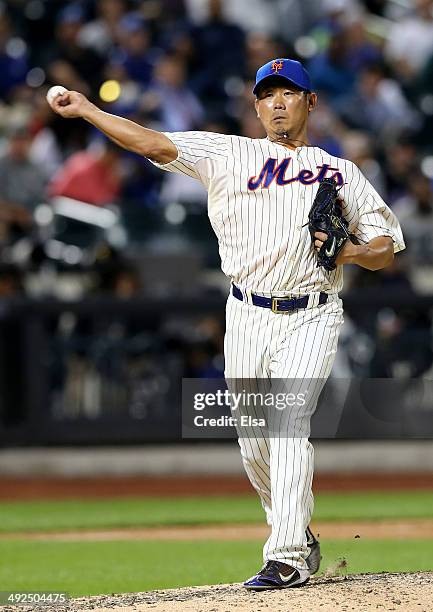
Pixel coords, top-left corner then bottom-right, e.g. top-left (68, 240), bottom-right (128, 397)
top-left (315, 490), bottom-right (433, 521)
top-left (1, 492), bottom-right (432, 596)
top-left (0, 539), bottom-right (431, 596)
top-left (0, 491), bottom-right (432, 533)
top-left (0, 496), bottom-right (262, 532)
top-left (322, 539), bottom-right (433, 575)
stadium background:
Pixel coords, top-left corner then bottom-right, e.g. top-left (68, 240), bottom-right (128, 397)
top-left (0, 0), bottom-right (433, 604)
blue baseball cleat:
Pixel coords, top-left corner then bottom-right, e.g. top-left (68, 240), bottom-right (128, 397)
top-left (243, 560), bottom-right (310, 590)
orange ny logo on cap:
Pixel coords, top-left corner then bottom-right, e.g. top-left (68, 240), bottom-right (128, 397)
top-left (272, 60), bottom-right (284, 73)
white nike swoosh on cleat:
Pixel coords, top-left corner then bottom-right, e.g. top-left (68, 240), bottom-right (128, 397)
top-left (278, 570), bottom-right (297, 583)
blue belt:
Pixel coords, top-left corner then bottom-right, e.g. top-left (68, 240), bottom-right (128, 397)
top-left (232, 284), bottom-right (328, 313)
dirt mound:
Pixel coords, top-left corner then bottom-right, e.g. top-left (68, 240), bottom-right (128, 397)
top-left (3, 573), bottom-right (432, 612)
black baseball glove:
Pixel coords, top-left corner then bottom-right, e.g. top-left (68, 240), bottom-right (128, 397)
top-left (308, 177), bottom-right (353, 272)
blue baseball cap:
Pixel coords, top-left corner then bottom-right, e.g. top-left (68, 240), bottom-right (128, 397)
top-left (253, 58), bottom-right (312, 95)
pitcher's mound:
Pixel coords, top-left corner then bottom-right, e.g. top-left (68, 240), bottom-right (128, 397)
top-left (7, 572), bottom-right (433, 611)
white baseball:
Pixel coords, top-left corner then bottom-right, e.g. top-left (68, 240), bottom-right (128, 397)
top-left (46, 85), bottom-right (67, 105)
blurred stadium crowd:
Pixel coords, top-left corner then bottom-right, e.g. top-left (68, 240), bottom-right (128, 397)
top-left (1, 0), bottom-right (433, 395)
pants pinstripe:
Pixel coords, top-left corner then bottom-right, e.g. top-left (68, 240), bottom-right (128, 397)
top-left (224, 292), bottom-right (343, 569)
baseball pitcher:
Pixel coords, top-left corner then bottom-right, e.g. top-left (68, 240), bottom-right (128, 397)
top-left (48, 58), bottom-right (405, 590)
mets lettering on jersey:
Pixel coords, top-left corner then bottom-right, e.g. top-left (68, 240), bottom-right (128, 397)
top-left (151, 131), bottom-right (404, 295)
top-left (247, 159), bottom-right (343, 190)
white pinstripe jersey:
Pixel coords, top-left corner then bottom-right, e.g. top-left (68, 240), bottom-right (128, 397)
top-left (151, 131), bottom-right (405, 295)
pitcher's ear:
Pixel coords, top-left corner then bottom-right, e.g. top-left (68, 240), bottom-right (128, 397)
top-left (307, 92), bottom-right (317, 112)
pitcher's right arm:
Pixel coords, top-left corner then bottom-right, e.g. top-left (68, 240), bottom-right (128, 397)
top-left (48, 90), bottom-right (178, 164)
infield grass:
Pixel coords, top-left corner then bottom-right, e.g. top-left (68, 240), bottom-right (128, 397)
top-left (1, 491), bottom-right (432, 533)
top-left (0, 539), bottom-right (431, 596)
top-left (1, 492), bottom-right (432, 595)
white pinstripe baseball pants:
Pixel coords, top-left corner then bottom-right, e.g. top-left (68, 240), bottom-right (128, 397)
top-left (224, 291), bottom-right (343, 570)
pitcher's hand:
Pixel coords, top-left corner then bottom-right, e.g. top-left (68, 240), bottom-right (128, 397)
top-left (48, 90), bottom-right (96, 119)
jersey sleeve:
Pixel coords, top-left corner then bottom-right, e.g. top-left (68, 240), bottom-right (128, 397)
top-left (343, 162), bottom-right (405, 253)
top-left (148, 131), bottom-right (229, 188)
